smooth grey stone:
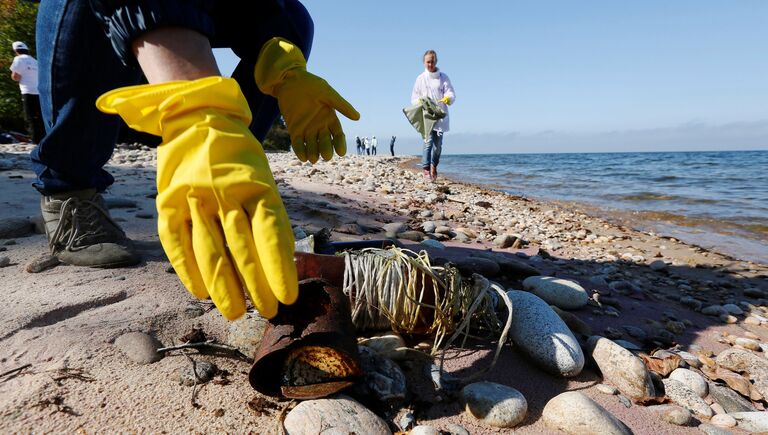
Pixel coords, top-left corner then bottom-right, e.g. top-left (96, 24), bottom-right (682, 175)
top-left (588, 336), bottom-right (655, 400)
top-left (422, 221), bottom-right (437, 233)
top-left (104, 196), bottom-right (138, 209)
top-left (444, 423), bottom-right (470, 435)
top-left (383, 222), bottom-right (407, 237)
top-left (542, 391), bottom-right (632, 435)
top-left (730, 411), bottom-right (768, 432)
top-left (507, 290), bottom-right (584, 377)
top-left (669, 368), bottom-right (708, 398)
top-left (434, 225), bottom-right (452, 234)
top-left (352, 346), bottom-right (407, 402)
top-left (522, 276), bottom-right (589, 310)
top-left (662, 379), bottom-right (713, 418)
top-left (702, 305), bottom-right (727, 316)
top-left (410, 426), bottom-right (440, 435)
top-left (283, 395), bottom-right (390, 435)
top-left (462, 381), bottom-right (527, 428)
top-left (698, 423), bottom-right (734, 435)
top-left (114, 332), bottom-right (163, 365)
top-left (722, 303), bottom-right (743, 315)
top-left (649, 260), bottom-right (668, 271)
top-left (335, 223), bottom-right (365, 235)
top-left (647, 404), bottom-right (691, 426)
top-left (178, 360), bottom-right (216, 386)
top-left (493, 234), bottom-right (517, 249)
top-left (227, 313), bottom-right (268, 360)
top-left (397, 230), bottom-right (426, 242)
top-left (0, 217), bottom-right (32, 239)
top-left (709, 383), bottom-right (756, 413)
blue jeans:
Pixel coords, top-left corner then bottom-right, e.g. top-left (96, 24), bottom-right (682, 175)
top-left (32, 0), bottom-right (313, 195)
top-left (421, 130), bottom-right (443, 169)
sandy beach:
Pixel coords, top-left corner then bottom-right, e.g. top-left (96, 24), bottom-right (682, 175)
top-left (1, 142), bottom-right (767, 434)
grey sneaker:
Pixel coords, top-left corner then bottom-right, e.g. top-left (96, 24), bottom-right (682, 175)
top-left (41, 188), bottom-right (140, 267)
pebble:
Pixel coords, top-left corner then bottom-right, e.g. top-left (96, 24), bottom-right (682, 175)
top-left (522, 276), bottom-right (589, 310)
top-left (647, 404), bottom-right (692, 426)
top-left (506, 290), bottom-right (585, 377)
top-left (588, 336), bottom-right (655, 400)
top-left (444, 423), bottom-right (470, 435)
top-left (182, 303), bottom-right (205, 319)
top-left (709, 383), bottom-right (756, 413)
top-left (669, 368), bottom-right (708, 398)
top-left (353, 346), bottom-right (407, 402)
top-left (462, 381), bottom-right (527, 428)
top-left (595, 384), bottom-right (619, 395)
top-left (397, 230), bottom-right (425, 242)
top-left (283, 395), bottom-right (390, 435)
top-left (493, 234), bottom-right (517, 249)
top-left (0, 217), bottom-right (33, 239)
top-left (410, 426), bottom-right (440, 435)
top-left (421, 221), bottom-right (436, 233)
top-left (649, 260), bottom-right (668, 271)
top-left (702, 305), bottom-right (727, 316)
top-left (114, 332), bottom-right (163, 365)
top-left (662, 378), bottom-right (713, 418)
top-left (178, 360), bottom-right (217, 386)
top-left (722, 303), bottom-right (743, 315)
top-left (729, 411), bottom-right (768, 432)
top-left (0, 256), bottom-right (9, 267)
top-left (420, 239), bottom-right (446, 250)
top-left (698, 423), bottom-right (734, 435)
top-left (542, 391), bottom-right (632, 435)
top-left (710, 414), bottom-right (737, 428)
top-left (382, 222), bottom-right (407, 237)
top-left (733, 337), bottom-right (760, 351)
top-left (227, 313), bottom-right (268, 359)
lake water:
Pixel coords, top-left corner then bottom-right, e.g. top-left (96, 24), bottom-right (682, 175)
top-left (437, 150), bottom-right (768, 263)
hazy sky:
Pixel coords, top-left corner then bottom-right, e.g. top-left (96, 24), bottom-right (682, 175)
top-left (214, 1), bottom-right (768, 154)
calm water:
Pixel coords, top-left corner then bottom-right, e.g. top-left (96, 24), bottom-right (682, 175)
top-left (437, 150), bottom-right (768, 263)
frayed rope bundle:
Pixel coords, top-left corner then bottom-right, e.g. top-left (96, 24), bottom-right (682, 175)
top-left (342, 247), bottom-right (513, 381)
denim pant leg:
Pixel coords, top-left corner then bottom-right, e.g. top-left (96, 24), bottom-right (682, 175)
top-left (218, 0), bottom-right (314, 140)
top-left (431, 131), bottom-right (444, 167)
top-left (421, 135), bottom-right (433, 169)
top-left (33, 0), bottom-right (141, 195)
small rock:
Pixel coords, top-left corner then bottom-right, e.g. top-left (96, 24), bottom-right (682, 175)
top-left (420, 239), bottom-right (446, 250)
top-left (421, 221), bottom-right (437, 233)
top-left (114, 332), bottom-right (163, 365)
top-left (462, 381), bottom-right (527, 428)
top-left (178, 360), bottom-right (217, 386)
top-left (698, 424), bottom-right (734, 435)
top-left (542, 391), bottom-right (632, 435)
top-left (359, 332), bottom-right (407, 360)
top-left (353, 346), bottom-right (407, 402)
top-left (493, 234), bottom-right (517, 249)
top-left (588, 336), bottom-right (655, 400)
top-left (648, 404), bottom-right (692, 426)
top-left (0, 256), bottom-right (9, 267)
top-left (722, 304), bottom-right (743, 316)
top-left (25, 253), bottom-right (61, 273)
top-left (183, 303), bottom-right (205, 318)
top-left (709, 383), bottom-right (756, 413)
top-left (444, 423), bottom-right (470, 435)
top-left (397, 230), bottom-right (426, 242)
top-left (716, 348), bottom-right (768, 399)
top-left (382, 222), bottom-right (407, 237)
top-left (0, 217), bottom-right (33, 239)
top-left (522, 276), bottom-right (589, 310)
top-left (702, 305), bottom-right (727, 316)
top-left (227, 314), bottom-right (268, 359)
top-left (662, 378), bottom-right (713, 418)
top-left (283, 395), bottom-right (390, 435)
top-left (669, 368), bottom-right (708, 398)
top-left (455, 257), bottom-right (500, 277)
top-left (506, 290), bottom-right (585, 377)
top-left (734, 337), bottom-right (760, 351)
top-left (649, 260), bottom-right (668, 271)
top-left (710, 414), bottom-right (737, 428)
top-left (596, 384), bottom-right (619, 395)
top-left (729, 411), bottom-right (768, 432)
top-left (410, 426), bottom-right (440, 435)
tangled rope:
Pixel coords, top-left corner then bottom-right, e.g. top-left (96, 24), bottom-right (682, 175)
top-left (342, 247), bottom-right (513, 379)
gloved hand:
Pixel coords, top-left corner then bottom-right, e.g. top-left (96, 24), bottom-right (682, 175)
top-left (255, 37), bottom-right (360, 164)
top-left (96, 77), bottom-right (298, 320)
top-left (439, 96), bottom-right (452, 105)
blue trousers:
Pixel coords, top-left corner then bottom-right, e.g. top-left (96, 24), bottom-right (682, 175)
top-left (33, 0), bottom-right (313, 194)
top-left (421, 130), bottom-right (443, 169)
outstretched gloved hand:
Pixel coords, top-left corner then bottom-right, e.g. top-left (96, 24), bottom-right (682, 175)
top-left (255, 37), bottom-right (360, 163)
top-left (439, 96), bottom-right (452, 105)
top-left (96, 77), bottom-right (298, 320)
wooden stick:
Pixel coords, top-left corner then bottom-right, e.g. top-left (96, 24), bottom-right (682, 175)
top-left (0, 363), bottom-right (31, 379)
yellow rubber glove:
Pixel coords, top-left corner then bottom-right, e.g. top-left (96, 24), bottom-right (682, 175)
top-left (255, 37), bottom-right (360, 164)
top-left (96, 77), bottom-right (297, 320)
top-left (439, 96), bottom-right (452, 105)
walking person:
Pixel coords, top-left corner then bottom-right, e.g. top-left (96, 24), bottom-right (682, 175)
top-left (364, 136), bottom-right (371, 155)
top-left (9, 41), bottom-right (45, 144)
top-left (33, 0), bottom-right (359, 321)
top-left (411, 49), bottom-right (455, 182)
top-left (371, 136), bottom-right (377, 155)
top-left (355, 135), bottom-right (362, 155)
top-left (389, 135), bottom-right (396, 156)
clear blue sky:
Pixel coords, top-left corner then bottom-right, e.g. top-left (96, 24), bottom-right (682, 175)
top-left (214, 1), bottom-right (768, 154)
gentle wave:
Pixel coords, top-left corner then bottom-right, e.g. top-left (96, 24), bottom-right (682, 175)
top-left (437, 150), bottom-right (768, 262)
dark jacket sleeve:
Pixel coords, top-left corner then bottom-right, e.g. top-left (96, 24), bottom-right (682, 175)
top-left (89, 0), bottom-right (216, 66)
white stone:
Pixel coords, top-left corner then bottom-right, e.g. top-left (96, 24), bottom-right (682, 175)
top-left (662, 379), bottom-right (713, 418)
top-left (506, 290), bottom-right (585, 377)
top-left (669, 368), bottom-right (708, 398)
top-left (730, 411), bottom-right (768, 432)
top-left (522, 276), bottom-right (589, 309)
top-left (588, 336), bottom-right (655, 400)
top-left (283, 395), bottom-right (390, 435)
top-left (710, 414), bottom-right (737, 428)
top-left (542, 391), bottom-right (632, 435)
top-left (462, 382), bottom-right (527, 428)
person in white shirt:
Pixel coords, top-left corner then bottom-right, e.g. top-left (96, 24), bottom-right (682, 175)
top-left (9, 41), bottom-right (45, 143)
top-left (364, 136), bottom-right (371, 155)
top-left (411, 49), bottom-right (455, 182)
top-left (371, 136), bottom-right (377, 155)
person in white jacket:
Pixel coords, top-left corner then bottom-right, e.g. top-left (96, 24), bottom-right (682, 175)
top-left (411, 49), bottom-right (455, 181)
top-left (371, 136), bottom-right (377, 155)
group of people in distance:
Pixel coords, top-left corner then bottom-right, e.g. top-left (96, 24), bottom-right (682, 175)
top-left (354, 135), bottom-right (398, 156)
